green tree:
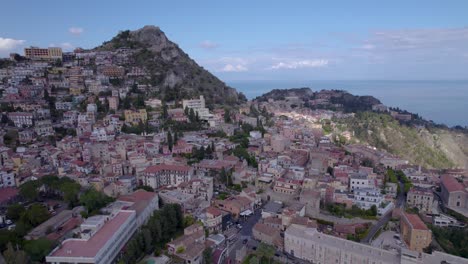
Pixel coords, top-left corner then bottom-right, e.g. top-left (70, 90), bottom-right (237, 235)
top-left (183, 215), bottom-right (196, 227)
top-left (202, 248), bottom-right (213, 264)
top-left (227, 173), bottom-right (233, 187)
top-left (23, 238), bottom-right (55, 262)
top-left (6, 204), bottom-right (25, 221)
top-left (162, 102), bottom-right (168, 119)
top-left (174, 130), bottom-right (179, 144)
top-left (167, 131), bottom-right (173, 152)
top-left (189, 108), bottom-right (195, 122)
top-left (3, 242), bottom-right (29, 264)
top-left (80, 188), bottom-right (114, 215)
top-left (22, 204), bottom-right (49, 227)
top-left (142, 228), bottom-right (153, 254)
top-left (256, 243), bottom-right (275, 264)
top-left (249, 256), bottom-right (259, 264)
top-left (0, 230), bottom-right (21, 252)
top-left (19, 180), bottom-right (40, 201)
top-left (369, 205), bottom-right (377, 216)
top-left (224, 108), bottom-right (232, 123)
top-left (220, 168), bottom-right (227, 185)
top-left (60, 181), bottom-right (81, 207)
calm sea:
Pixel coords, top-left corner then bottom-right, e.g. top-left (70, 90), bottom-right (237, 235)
top-left (227, 80), bottom-right (468, 127)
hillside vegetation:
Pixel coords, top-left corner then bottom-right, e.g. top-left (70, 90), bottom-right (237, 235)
top-left (336, 112), bottom-right (468, 169)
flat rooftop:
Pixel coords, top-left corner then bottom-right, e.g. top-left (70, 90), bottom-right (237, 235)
top-left (49, 211), bottom-right (133, 259)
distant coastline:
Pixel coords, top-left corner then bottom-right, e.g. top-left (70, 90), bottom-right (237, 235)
top-left (228, 80), bottom-right (468, 127)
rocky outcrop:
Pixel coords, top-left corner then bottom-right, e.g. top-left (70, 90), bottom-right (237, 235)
top-left (96, 25), bottom-right (246, 106)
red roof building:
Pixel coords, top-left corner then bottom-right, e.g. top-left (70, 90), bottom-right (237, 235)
top-left (440, 175), bottom-right (467, 210)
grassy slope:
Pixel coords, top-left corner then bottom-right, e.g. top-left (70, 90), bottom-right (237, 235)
top-left (338, 112), bottom-right (467, 169)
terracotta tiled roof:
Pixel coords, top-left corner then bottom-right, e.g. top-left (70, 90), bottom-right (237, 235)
top-left (205, 206), bottom-right (223, 217)
top-left (0, 187), bottom-right (18, 204)
top-left (118, 189), bottom-right (156, 202)
top-left (403, 212), bottom-right (428, 230)
top-left (441, 175), bottom-right (465, 193)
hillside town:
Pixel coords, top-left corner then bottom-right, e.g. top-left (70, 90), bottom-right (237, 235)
top-left (0, 45), bottom-right (467, 264)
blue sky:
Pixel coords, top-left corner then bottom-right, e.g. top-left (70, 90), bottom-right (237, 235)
top-left (1, 0), bottom-right (468, 80)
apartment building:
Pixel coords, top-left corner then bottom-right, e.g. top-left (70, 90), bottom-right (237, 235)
top-left (24, 47), bottom-right (63, 59)
top-left (182, 95), bottom-right (213, 121)
top-left (204, 206), bottom-right (223, 233)
top-left (143, 164), bottom-right (194, 189)
top-left (400, 212), bottom-right (432, 253)
top-left (8, 112), bottom-right (34, 127)
top-left (124, 109), bottom-right (147, 125)
top-left (406, 187), bottom-right (434, 213)
top-left (353, 188), bottom-right (383, 210)
top-left (349, 172), bottom-right (371, 192)
top-left (273, 178), bottom-right (302, 195)
top-left (46, 210), bottom-right (137, 264)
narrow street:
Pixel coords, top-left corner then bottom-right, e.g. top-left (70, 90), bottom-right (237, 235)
top-left (362, 181), bottom-right (405, 243)
top-left (226, 207), bottom-right (262, 262)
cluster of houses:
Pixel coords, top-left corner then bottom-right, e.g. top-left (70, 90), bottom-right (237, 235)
top-left (0, 47), bottom-right (467, 264)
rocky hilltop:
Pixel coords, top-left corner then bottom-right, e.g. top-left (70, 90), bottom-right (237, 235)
top-left (96, 25), bottom-right (246, 106)
top-left (255, 88), bottom-right (381, 113)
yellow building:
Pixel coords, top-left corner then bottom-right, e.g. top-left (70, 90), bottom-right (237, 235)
top-left (400, 212), bottom-right (432, 252)
top-left (69, 87), bottom-right (83, 96)
top-left (124, 109), bottom-right (147, 125)
top-left (24, 47), bottom-right (62, 59)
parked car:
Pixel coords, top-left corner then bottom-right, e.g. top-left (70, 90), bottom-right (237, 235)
top-left (243, 239), bottom-right (248, 244)
top-left (7, 224), bottom-right (15, 231)
top-left (5, 219), bottom-right (12, 225)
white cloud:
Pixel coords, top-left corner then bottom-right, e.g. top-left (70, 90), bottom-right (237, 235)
top-left (201, 57), bottom-right (250, 72)
top-left (220, 64), bottom-right (248, 72)
top-left (200, 40), bottom-right (219, 50)
top-left (361, 44), bottom-right (375, 50)
top-left (0, 37), bottom-right (25, 53)
top-left (69, 27), bottom-right (84, 36)
top-left (269, 59), bottom-right (329, 70)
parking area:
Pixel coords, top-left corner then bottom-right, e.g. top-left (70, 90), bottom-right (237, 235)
top-left (371, 231), bottom-right (406, 252)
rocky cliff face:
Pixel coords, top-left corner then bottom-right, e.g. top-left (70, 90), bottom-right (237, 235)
top-left (97, 25), bottom-right (246, 106)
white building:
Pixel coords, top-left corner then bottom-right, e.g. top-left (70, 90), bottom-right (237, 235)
top-left (90, 127), bottom-right (115, 142)
top-left (55, 102), bottom-right (73, 110)
top-left (46, 210), bottom-right (137, 264)
top-left (432, 213), bottom-right (465, 228)
top-left (349, 173), bottom-right (371, 192)
top-left (0, 169), bottom-right (16, 188)
top-left (353, 188), bottom-right (383, 210)
top-left (8, 112), bottom-right (34, 128)
top-left (182, 96), bottom-right (214, 123)
top-left (145, 98), bottom-right (162, 108)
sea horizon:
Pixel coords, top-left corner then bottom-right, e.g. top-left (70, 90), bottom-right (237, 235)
top-left (227, 79), bottom-right (468, 127)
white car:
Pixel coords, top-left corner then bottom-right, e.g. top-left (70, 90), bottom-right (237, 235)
top-left (7, 224), bottom-right (15, 231)
top-left (5, 220), bottom-right (12, 225)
